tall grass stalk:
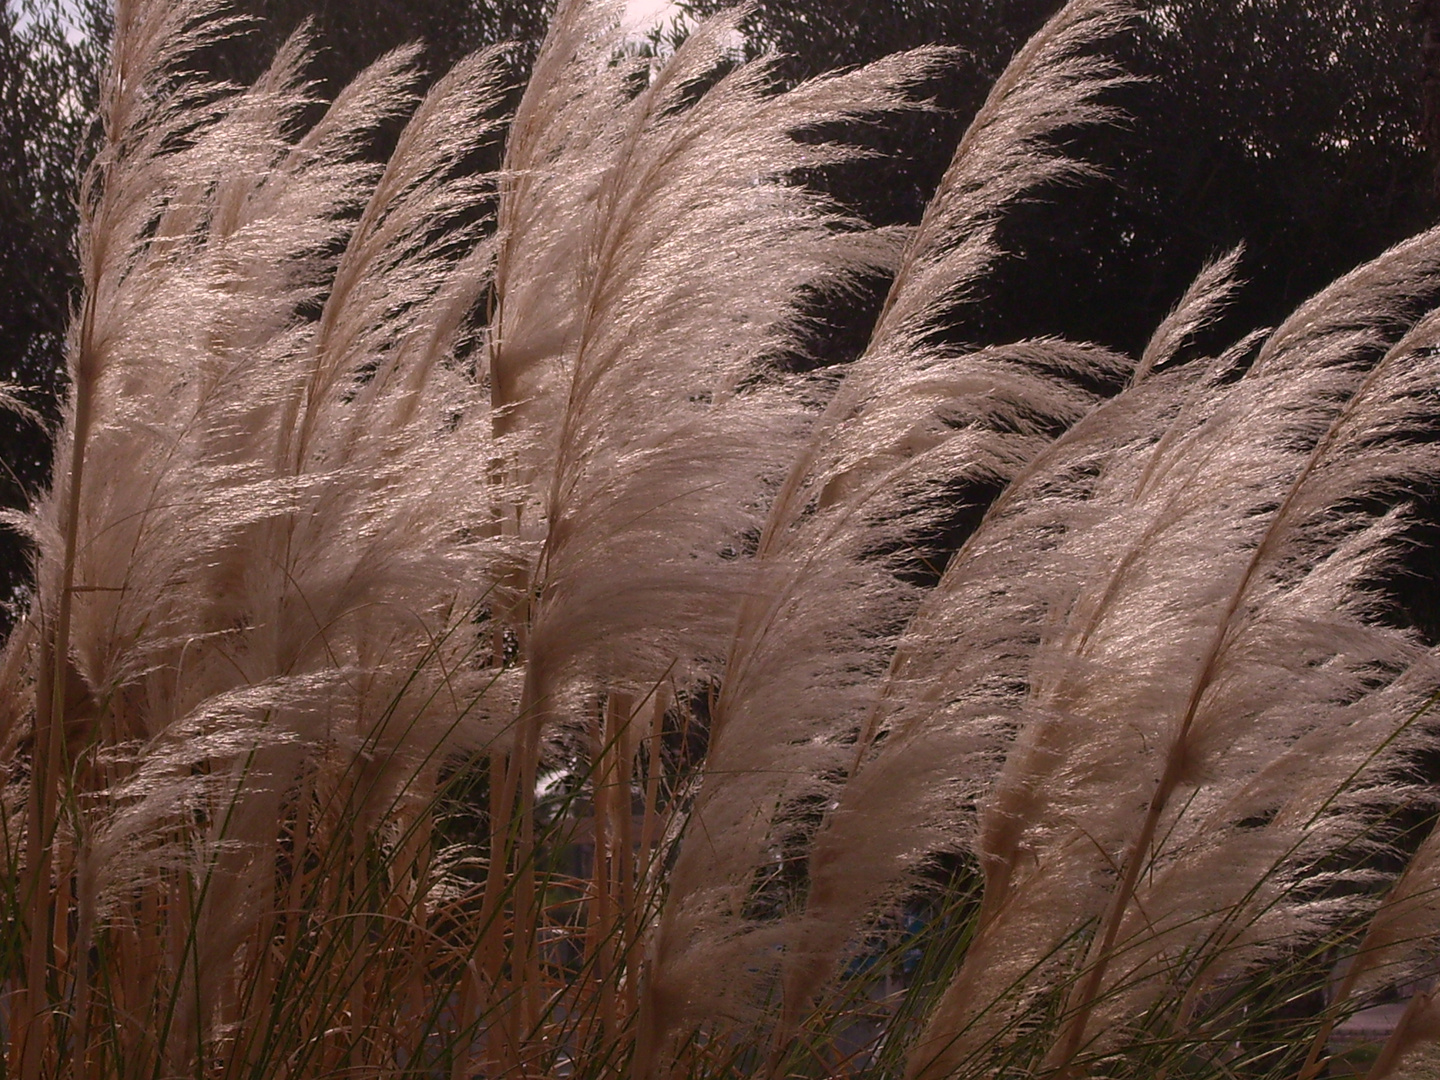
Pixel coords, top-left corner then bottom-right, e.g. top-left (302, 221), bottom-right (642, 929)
top-left (7, 0), bottom-right (1440, 1078)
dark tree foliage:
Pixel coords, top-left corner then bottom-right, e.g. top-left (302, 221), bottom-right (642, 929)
top-left (687, 0), bottom-right (1433, 357)
top-left (0, 0), bottom-right (108, 622)
top-left (203, 0), bottom-right (554, 96)
top-left (692, 0), bottom-right (1058, 224)
top-left (1050, 0), bottom-right (1432, 356)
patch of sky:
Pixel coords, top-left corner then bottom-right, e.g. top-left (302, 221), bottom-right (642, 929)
top-left (11, 0), bottom-right (88, 44)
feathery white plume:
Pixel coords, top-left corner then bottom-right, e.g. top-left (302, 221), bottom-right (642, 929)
top-left (646, 0), bottom-right (1134, 1055)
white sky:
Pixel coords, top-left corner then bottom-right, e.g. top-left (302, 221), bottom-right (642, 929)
top-left (622, 0), bottom-right (684, 30)
top-left (12, 0), bottom-right (87, 44)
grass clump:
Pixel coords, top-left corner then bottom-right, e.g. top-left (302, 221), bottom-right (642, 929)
top-left (6, 1), bottom-right (1440, 1078)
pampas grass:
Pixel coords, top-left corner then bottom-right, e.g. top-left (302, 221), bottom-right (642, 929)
top-left (7, 0), bottom-right (1440, 1078)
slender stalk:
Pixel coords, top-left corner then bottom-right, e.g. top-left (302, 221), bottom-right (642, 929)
top-left (23, 265), bottom-right (101, 1080)
top-left (476, 748), bottom-right (515, 1074)
top-left (1363, 986), bottom-right (1440, 1080)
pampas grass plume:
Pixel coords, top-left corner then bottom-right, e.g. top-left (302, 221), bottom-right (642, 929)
top-left (9, 2), bottom-right (1440, 1079)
